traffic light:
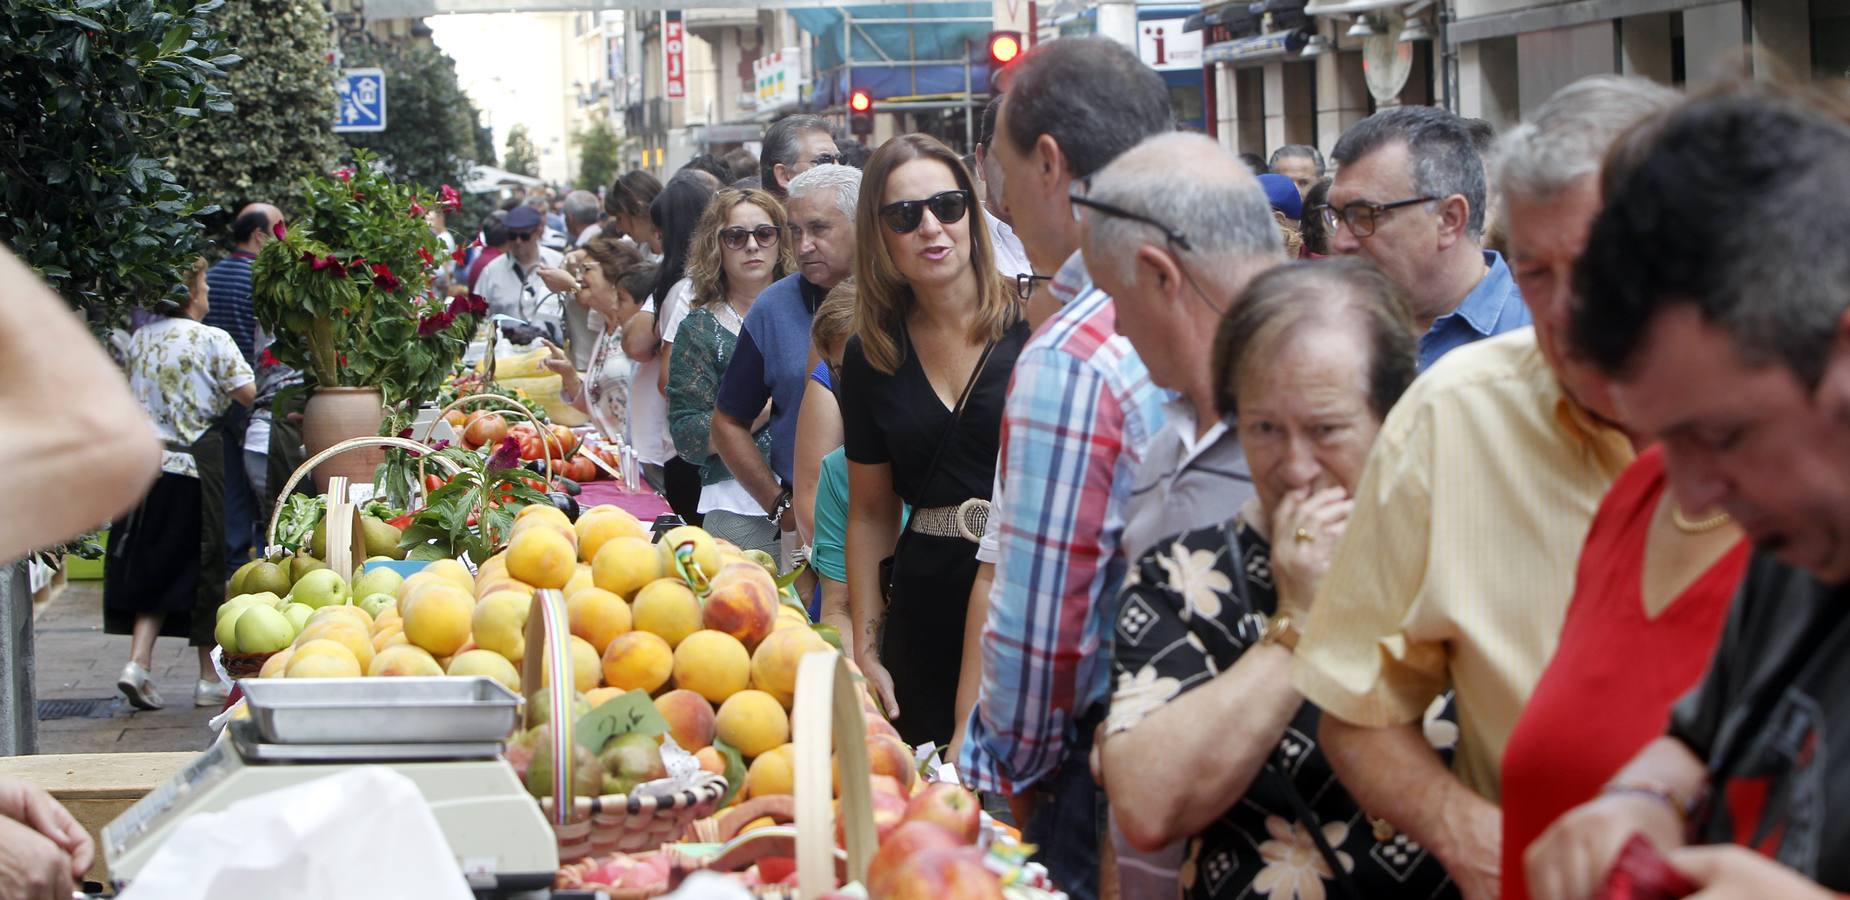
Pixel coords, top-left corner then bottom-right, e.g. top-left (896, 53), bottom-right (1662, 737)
top-left (987, 30), bottom-right (1023, 90)
top-left (849, 89), bottom-right (874, 137)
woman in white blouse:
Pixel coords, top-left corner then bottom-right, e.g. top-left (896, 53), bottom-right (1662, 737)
top-left (545, 237), bottom-right (656, 446)
top-left (107, 259), bottom-right (255, 710)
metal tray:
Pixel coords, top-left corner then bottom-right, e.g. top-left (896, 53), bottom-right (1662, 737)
top-left (227, 721), bottom-right (502, 763)
top-left (239, 677), bottom-right (520, 745)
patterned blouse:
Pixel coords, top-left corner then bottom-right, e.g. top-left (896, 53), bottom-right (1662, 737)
top-left (126, 317), bottom-right (254, 478)
top-left (1110, 517), bottom-right (1460, 900)
top-left (664, 305), bottom-right (771, 487)
top-left (583, 326), bottom-right (635, 449)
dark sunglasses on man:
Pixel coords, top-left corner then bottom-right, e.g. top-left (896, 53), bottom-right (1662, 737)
top-left (720, 224), bottom-right (782, 251)
top-left (810, 152), bottom-right (845, 167)
top-left (509, 230), bottom-right (536, 243)
top-left (879, 189), bottom-right (972, 234)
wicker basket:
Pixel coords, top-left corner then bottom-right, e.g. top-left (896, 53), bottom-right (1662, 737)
top-left (522, 589), bottom-right (730, 864)
top-left (421, 392), bottom-right (558, 483)
top-left (262, 435), bottom-right (466, 548)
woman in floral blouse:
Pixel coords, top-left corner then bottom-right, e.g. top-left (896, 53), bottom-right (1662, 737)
top-left (106, 259), bottom-right (254, 710)
top-left (666, 188), bottom-right (791, 555)
top-left (1100, 260), bottom-right (1458, 900)
top-left (545, 236), bottom-right (655, 448)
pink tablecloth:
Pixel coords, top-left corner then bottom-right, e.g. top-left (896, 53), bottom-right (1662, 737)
top-left (576, 480), bottom-right (673, 522)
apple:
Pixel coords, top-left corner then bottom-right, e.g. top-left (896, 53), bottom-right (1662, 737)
top-left (902, 783), bottom-right (981, 844)
top-left (215, 594), bottom-right (267, 621)
top-left (214, 605), bottom-right (250, 652)
top-left (837, 787), bottom-right (909, 848)
top-left (282, 603), bottom-right (315, 633)
top-left (352, 567), bottom-right (404, 603)
top-left (865, 821), bottom-right (962, 899)
top-left (288, 569), bottom-right (350, 609)
top-left (233, 605), bottom-right (296, 654)
top-left (873, 846), bottom-right (1002, 900)
top-left (356, 592), bottom-right (396, 620)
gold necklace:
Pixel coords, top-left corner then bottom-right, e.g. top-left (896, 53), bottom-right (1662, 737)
top-left (1671, 506), bottom-right (1732, 534)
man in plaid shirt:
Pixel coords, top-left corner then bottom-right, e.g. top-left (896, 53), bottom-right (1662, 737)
top-left (955, 37), bottom-right (1175, 899)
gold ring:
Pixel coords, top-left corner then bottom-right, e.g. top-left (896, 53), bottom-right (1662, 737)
top-left (1294, 527), bottom-right (1313, 544)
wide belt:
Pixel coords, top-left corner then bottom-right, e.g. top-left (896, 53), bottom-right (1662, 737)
top-left (907, 498), bottom-right (990, 543)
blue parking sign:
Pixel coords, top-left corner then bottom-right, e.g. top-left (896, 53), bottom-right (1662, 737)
top-left (335, 67), bottom-right (386, 133)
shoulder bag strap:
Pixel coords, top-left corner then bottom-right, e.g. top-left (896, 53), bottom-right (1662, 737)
top-left (1216, 524), bottom-right (1364, 900)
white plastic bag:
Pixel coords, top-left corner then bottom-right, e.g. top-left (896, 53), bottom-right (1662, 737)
top-left (118, 766), bottom-right (473, 900)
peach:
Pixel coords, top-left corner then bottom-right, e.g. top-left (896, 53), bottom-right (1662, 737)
top-left (258, 648), bottom-right (294, 678)
top-left (507, 527), bottom-right (577, 589)
top-left (714, 689), bottom-right (789, 758)
top-left (592, 536), bottom-right (664, 600)
top-left (702, 562), bottom-right (779, 650)
top-left (447, 649), bottom-right (521, 692)
top-left (566, 587), bottom-right (632, 654)
top-left (630, 578), bottom-right (702, 647)
top-left (865, 734), bottom-right (916, 792)
top-left (561, 564), bottom-right (594, 599)
top-left (694, 746), bottom-right (726, 775)
top-left (749, 626), bottom-right (830, 709)
top-left (583, 686), bottom-right (623, 708)
top-left (864, 715), bottom-right (901, 742)
top-left (601, 631), bottom-right (673, 693)
top-left (542, 635), bottom-right (601, 693)
top-left (293, 620), bottom-right (374, 673)
top-left (661, 525), bottom-right (720, 580)
top-left (401, 583), bottom-right (474, 657)
top-left (745, 743), bottom-right (796, 798)
top-left (576, 509), bottom-right (648, 564)
top-left (286, 639), bottom-right (361, 678)
top-left (369, 644), bottom-right (444, 677)
top-left (653, 688), bottom-right (717, 750)
top-left (372, 627), bottom-right (409, 652)
top-left (422, 558), bottom-right (476, 594)
top-left (472, 590), bottom-right (530, 662)
top-left (672, 630), bottom-right (750, 704)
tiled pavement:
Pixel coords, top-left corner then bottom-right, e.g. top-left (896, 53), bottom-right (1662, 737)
top-left (31, 581), bottom-right (215, 755)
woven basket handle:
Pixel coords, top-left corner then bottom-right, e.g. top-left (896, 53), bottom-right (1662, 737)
top-left (423, 392), bottom-right (557, 482)
top-left (264, 435), bottom-right (466, 546)
top-left (520, 588), bottom-right (578, 826)
top-left (793, 650), bottom-right (876, 891)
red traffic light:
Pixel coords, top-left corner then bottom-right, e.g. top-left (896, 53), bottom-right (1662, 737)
top-left (988, 31), bottom-right (1022, 65)
top-left (849, 90), bottom-right (873, 113)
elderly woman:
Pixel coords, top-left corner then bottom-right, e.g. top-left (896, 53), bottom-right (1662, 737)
top-left (107, 259), bottom-right (254, 710)
top-left (544, 237), bottom-right (655, 446)
top-left (666, 187), bottom-right (792, 555)
top-left (1100, 260), bottom-right (1456, 899)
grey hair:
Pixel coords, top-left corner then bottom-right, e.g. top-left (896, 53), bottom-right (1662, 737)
top-left (1269, 144), bottom-right (1325, 175)
top-left (1496, 75), bottom-right (1681, 206)
top-left (1081, 132), bottom-right (1283, 287)
top-left (563, 190), bottom-right (601, 229)
top-left (1332, 105), bottom-right (1489, 238)
top-left (786, 163), bottom-right (862, 220)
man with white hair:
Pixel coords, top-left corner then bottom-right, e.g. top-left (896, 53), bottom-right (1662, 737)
top-left (712, 164), bottom-right (861, 538)
top-left (1076, 131), bottom-right (1285, 897)
top-left (561, 189), bottom-right (606, 368)
top-left (1290, 75), bottom-right (1679, 899)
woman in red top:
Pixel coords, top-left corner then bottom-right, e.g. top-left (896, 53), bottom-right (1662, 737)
top-left (1501, 445), bottom-right (1748, 900)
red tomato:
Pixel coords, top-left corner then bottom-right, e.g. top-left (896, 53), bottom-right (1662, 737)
top-left (567, 457), bottom-right (596, 482)
top-left (547, 424), bottom-right (578, 456)
top-left (462, 412), bottom-right (507, 449)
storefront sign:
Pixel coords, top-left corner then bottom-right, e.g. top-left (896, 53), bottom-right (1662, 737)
top-left (663, 11), bottom-right (686, 102)
top-left (753, 47), bottom-right (802, 111)
top-left (1138, 16), bottom-right (1204, 70)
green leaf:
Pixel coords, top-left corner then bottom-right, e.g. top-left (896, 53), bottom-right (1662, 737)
top-left (159, 24), bottom-right (189, 55)
top-left (712, 739), bottom-right (748, 806)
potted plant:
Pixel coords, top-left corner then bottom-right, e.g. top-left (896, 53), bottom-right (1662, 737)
top-left (251, 151), bottom-right (483, 490)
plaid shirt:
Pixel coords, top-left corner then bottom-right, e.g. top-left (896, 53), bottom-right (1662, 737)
top-left (959, 252), bottom-right (1168, 794)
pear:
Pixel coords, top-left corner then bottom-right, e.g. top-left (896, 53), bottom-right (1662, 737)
top-left (227, 559), bottom-right (264, 598)
top-left (309, 518), bottom-right (327, 559)
top-left (597, 732), bottom-right (667, 796)
top-left (290, 551), bottom-right (327, 584)
top-left (360, 516), bottom-right (406, 560)
top-left (243, 561), bottom-right (292, 599)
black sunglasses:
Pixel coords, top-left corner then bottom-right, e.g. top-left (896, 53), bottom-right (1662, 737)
top-left (810, 152), bottom-right (845, 167)
top-left (509, 231), bottom-right (536, 242)
top-left (879, 190), bottom-right (972, 234)
top-left (720, 224), bottom-right (781, 251)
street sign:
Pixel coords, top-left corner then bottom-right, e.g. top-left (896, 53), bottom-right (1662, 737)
top-left (335, 67), bottom-right (387, 133)
top-left (663, 12), bottom-right (686, 102)
top-left (1138, 18), bottom-right (1204, 71)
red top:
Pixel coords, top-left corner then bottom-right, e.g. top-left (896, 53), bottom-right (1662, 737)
top-left (1500, 446), bottom-right (1749, 900)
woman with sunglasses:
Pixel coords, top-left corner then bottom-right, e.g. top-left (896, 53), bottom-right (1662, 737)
top-left (839, 134), bottom-right (1028, 747)
top-left (666, 188), bottom-right (795, 555)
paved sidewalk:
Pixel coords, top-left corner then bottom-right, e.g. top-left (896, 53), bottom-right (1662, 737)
top-left (32, 581), bottom-right (216, 755)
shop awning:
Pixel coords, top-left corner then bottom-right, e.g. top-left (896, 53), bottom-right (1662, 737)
top-left (1202, 29), bottom-right (1306, 65)
top-left (1301, 0), bottom-right (1406, 17)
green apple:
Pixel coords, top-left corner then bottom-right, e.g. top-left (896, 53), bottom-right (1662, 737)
top-left (215, 594), bottom-right (268, 622)
top-left (215, 605), bottom-right (250, 652)
top-left (233, 605), bottom-right (295, 654)
top-left (352, 567), bottom-right (404, 603)
top-left (282, 603), bottom-right (315, 634)
top-left (357, 592), bottom-right (396, 620)
top-left (288, 569), bottom-right (350, 609)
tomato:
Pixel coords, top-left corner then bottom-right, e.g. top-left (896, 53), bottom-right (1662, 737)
top-left (519, 434), bottom-right (544, 461)
top-left (442, 409), bottom-right (466, 430)
top-left (567, 457), bottom-right (596, 482)
top-left (462, 412), bottom-right (507, 449)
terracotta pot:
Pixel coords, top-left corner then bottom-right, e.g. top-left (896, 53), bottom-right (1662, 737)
top-left (301, 387), bottom-right (387, 494)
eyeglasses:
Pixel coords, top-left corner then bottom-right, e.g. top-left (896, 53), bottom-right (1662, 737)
top-left (1318, 196), bottom-right (1436, 238)
top-left (810, 152), bottom-right (844, 167)
top-left (879, 190), bottom-right (972, 234)
top-left (509, 231), bottom-right (536, 242)
top-left (1015, 273), bottom-right (1052, 300)
top-left (1068, 193), bottom-right (1195, 252)
top-left (720, 224), bottom-right (782, 251)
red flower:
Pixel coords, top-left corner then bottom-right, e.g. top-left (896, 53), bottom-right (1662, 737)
top-left (417, 246), bottom-right (436, 267)
top-left (451, 245), bottom-right (469, 265)
top-left (308, 254), bottom-right (343, 276)
top-left (259, 347), bottom-right (281, 367)
top-left (347, 257), bottom-right (367, 271)
top-left (333, 168), bottom-right (354, 182)
top-left (410, 200), bottom-right (426, 218)
top-left (488, 436), bottom-right (522, 472)
top-left (439, 184), bottom-right (462, 211)
top-left (370, 263), bottom-right (402, 292)
top-left (446, 294), bottom-right (485, 320)
top-left (463, 293), bottom-right (488, 315)
top-left (272, 220), bottom-right (288, 240)
top-left (397, 427), bottom-right (415, 439)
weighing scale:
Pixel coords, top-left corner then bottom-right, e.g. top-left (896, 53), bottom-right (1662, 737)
top-left (102, 679), bottom-right (560, 895)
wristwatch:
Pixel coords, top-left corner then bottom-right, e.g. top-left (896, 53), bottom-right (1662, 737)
top-left (1259, 613), bottom-right (1300, 651)
top-left (767, 488), bottom-right (793, 525)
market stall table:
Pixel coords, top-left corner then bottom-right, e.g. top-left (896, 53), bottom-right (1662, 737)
top-left (574, 480), bottom-right (671, 524)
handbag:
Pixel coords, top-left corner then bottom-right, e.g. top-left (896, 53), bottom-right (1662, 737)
top-left (877, 335), bottom-right (1001, 615)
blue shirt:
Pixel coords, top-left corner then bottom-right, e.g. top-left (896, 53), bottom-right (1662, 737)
top-left (1418, 250), bottom-right (1528, 371)
top-left (203, 250), bottom-right (258, 364)
top-left (714, 273), bottom-right (826, 485)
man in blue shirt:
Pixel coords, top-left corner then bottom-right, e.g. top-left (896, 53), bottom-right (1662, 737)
top-left (1323, 106), bottom-right (1528, 369)
top-left (206, 203), bottom-right (281, 570)
top-left (710, 164), bottom-right (861, 539)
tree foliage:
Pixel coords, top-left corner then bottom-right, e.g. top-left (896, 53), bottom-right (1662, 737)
top-left (338, 36), bottom-right (478, 196)
top-left (160, 0), bottom-right (342, 225)
top-left (574, 118), bottom-right (621, 192)
top-left (0, 0), bottom-right (237, 326)
top-left (504, 123), bottom-right (538, 178)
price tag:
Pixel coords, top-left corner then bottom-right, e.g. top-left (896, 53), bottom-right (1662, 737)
top-left (573, 689), bottom-right (669, 753)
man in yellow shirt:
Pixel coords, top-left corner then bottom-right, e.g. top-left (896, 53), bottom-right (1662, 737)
top-left (1289, 75), bottom-right (1677, 898)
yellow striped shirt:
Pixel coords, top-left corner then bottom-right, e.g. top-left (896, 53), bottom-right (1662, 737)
top-left (1292, 328), bottom-right (1634, 801)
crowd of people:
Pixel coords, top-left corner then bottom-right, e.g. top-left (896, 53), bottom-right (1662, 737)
top-left (15, 28), bottom-right (1850, 900)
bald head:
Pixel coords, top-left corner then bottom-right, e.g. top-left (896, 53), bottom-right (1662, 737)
top-left (232, 203), bottom-right (283, 252)
top-left (1080, 132), bottom-right (1282, 290)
